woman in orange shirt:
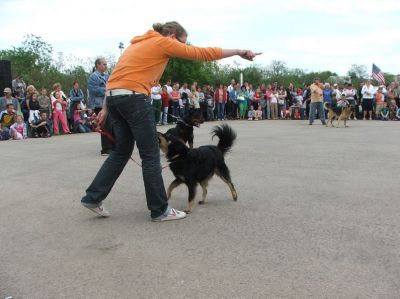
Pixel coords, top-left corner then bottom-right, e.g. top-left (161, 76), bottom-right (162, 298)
top-left (81, 21), bottom-right (260, 222)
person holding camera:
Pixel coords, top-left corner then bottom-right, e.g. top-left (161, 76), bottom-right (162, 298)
top-left (88, 58), bottom-right (113, 155)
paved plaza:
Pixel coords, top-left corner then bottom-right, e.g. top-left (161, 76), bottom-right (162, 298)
top-left (1, 120), bottom-right (399, 298)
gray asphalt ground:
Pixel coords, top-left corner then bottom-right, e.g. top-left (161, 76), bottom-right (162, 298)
top-left (1, 119), bottom-right (400, 298)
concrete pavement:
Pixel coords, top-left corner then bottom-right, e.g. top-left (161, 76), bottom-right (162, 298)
top-left (1, 120), bottom-right (399, 298)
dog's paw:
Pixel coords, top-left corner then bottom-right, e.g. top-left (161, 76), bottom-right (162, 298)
top-left (184, 209), bottom-right (192, 214)
top-left (198, 200), bottom-right (205, 205)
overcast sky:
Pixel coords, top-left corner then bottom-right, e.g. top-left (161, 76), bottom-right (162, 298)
top-left (1, 0), bottom-right (399, 76)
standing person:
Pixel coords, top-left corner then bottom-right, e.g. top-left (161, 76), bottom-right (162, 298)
top-left (160, 86), bottom-right (170, 125)
top-left (88, 58), bottom-right (113, 155)
top-left (179, 82), bottom-right (191, 116)
top-left (81, 21), bottom-right (260, 221)
top-left (11, 75), bottom-right (26, 101)
top-left (323, 83), bottom-right (333, 118)
top-left (52, 91), bottom-right (71, 134)
top-left (170, 83), bottom-right (181, 122)
top-left (69, 81), bottom-right (85, 124)
top-left (361, 80), bottom-right (375, 120)
top-left (309, 78), bottom-right (326, 125)
top-left (214, 83), bottom-right (227, 121)
top-left (343, 83), bottom-right (357, 120)
top-left (151, 83), bottom-right (162, 125)
top-left (37, 88), bottom-right (51, 118)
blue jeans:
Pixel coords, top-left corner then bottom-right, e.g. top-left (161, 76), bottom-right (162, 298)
top-left (217, 102), bottom-right (225, 120)
top-left (81, 94), bottom-right (168, 218)
top-left (309, 102), bottom-right (326, 124)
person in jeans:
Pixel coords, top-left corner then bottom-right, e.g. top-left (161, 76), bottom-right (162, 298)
top-left (88, 58), bottom-right (113, 155)
top-left (81, 21), bottom-right (260, 221)
top-left (309, 78), bottom-right (326, 125)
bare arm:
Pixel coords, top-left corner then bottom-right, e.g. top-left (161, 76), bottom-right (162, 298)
top-left (221, 49), bottom-right (261, 61)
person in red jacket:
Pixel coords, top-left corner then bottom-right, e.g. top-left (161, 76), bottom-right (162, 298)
top-left (160, 85), bottom-right (170, 125)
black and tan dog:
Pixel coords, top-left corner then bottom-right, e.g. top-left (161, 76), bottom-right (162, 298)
top-left (158, 124), bottom-right (237, 214)
top-left (165, 109), bottom-right (204, 148)
top-left (324, 102), bottom-right (353, 128)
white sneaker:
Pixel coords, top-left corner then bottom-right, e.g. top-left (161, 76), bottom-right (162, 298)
top-left (152, 207), bottom-right (186, 222)
top-left (83, 204), bottom-right (110, 217)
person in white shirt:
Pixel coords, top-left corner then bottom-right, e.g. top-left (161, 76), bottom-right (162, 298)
top-left (361, 80), bottom-right (375, 120)
top-left (179, 82), bottom-right (191, 116)
top-left (270, 91), bottom-right (278, 120)
top-left (151, 83), bottom-right (162, 124)
top-left (343, 83), bottom-right (357, 120)
top-left (164, 79), bottom-right (173, 95)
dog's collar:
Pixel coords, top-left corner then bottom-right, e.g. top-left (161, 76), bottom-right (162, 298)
top-left (168, 154), bottom-right (181, 161)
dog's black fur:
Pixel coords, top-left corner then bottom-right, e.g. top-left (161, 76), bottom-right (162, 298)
top-left (158, 124), bottom-right (237, 213)
top-left (165, 109), bottom-right (204, 148)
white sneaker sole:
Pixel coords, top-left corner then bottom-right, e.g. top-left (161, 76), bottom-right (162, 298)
top-left (84, 206), bottom-right (110, 217)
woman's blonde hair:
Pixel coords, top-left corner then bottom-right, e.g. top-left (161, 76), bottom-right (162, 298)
top-left (152, 21), bottom-right (187, 38)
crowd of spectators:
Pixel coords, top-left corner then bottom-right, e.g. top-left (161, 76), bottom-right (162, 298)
top-left (0, 76), bottom-right (96, 141)
top-left (151, 79), bottom-right (400, 124)
top-left (1, 75), bottom-right (399, 141)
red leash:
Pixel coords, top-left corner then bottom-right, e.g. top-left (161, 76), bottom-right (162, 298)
top-left (96, 128), bottom-right (169, 170)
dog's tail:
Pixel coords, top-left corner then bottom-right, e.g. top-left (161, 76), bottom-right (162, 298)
top-left (211, 124), bottom-right (237, 155)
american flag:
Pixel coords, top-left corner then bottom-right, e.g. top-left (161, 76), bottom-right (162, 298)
top-left (372, 63), bottom-right (385, 84)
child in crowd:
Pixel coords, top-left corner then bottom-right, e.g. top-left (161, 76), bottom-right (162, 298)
top-left (10, 115), bottom-right (27, 140)
top-left (375, 87), bottom-right (384, 120)
top-left (254, 105), bottom-right (262, 120)
top-left (293, 107), bottom-right (301, 119)
top-left (252, 88), bottom-right (262, 110)
top-left (73, 103), bottom-right (91, 133)
top-left (30, 112), bottom-right (51, 138)
top-left (27, 92), bottom-right (41, 124)
top-left (0, 123), bottom-right (10, 140)
top-left (248, 105), bottom-right (256, 120)
top-left (52, 91), bottom-right (70, 134)
top-left (190, 85), bottom-right (200, 113)
top-left (389, 101), bottom-right (398, 120)
top-left (380, 102), bottom-right (389, 121)
top-left (396, 106), bottom-right (400, 120)
top-left (206, 92), bottom-right (214, 121)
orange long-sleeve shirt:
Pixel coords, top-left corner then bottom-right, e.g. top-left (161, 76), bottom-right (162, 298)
top-left (107, 30), bottom-right (223, 95)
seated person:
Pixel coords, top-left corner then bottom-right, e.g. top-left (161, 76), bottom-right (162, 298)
top-left (281, 107), bottom-right (291, 119)
top-left (0, 103), bottom-right (17, 134)
top-left (380, 102), bottom-right (389, 121)
top-left (0, 123), bottom-right (10, 140)
top-left (0, 87), bottom-right (21, 115)
top-left (293, 107), bottom-right (301, 119)
top-left (27, 92), bottom-right (41, 124)
top-left (10, 115), bottom-right (27, 140)
top-left (254, 105), bottom-right (262, 120)
top-left (389, 101), bottom-right (398, 120)
top-left (248, 105), bottom-right (256, 120)
top-left (30, 112), bottom-right (52, 138)
top-left (72, 103), bottom-right (91, 133)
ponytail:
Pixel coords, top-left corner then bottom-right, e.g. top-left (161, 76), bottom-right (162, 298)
top-left (152, 21), bottom-right (187, 38)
